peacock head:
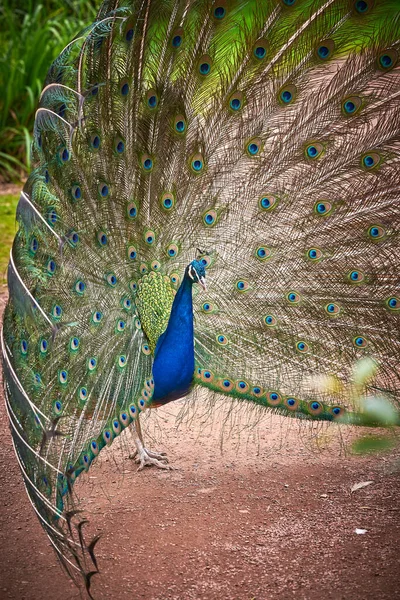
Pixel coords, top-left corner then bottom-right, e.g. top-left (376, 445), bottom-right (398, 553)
top-left (186, 260), bottom-right (207, 290)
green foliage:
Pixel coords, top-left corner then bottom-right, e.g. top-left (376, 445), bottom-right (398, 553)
top-left (0, 0), bottom-right (97, 181)
top-left (0, 193), bottom-right (19, 284)
top-left (351, 435), bottom-right (396, 455)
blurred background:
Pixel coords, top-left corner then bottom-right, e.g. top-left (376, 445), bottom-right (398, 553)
top-left (0, 1), bottom-right (97, 283)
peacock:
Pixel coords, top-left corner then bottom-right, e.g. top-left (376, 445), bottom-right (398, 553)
top-left (2, 0), bottom-right (400, 595)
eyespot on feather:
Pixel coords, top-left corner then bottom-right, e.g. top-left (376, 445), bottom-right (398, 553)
top-left (246, 137), bottom-right (262, 157)
top-left (307, 248), bottom-right (323, 261)
top-left (146, 89), bottom-right (158, 109)
top-left (173, 114), bottom-right (187, 134)
top-left (305, 142), bottom-right (324, 159)
top-left (160, 193), bottom-right (175, 211)
top-left (347, 270), bottom-right (365, 283)
top-left (385, 296), bottom-right (399, 311)
top-left (201, 369), bottom-right (214, 383)
top-left (353, 335), bottom-right (368, 348)
top-left (213, 1), bottom-right (227, 20)
top-left (190, 152), bottom-right (205, 173)
top-left (286, 291), bottom-right (301, 304)
top-left (253, 39), bottom-right (268, 60)
top-left (219, 378), bottom-right (234, 392)
top-left (325, 302), bottom-right (341, 316)
top-left (144, 230), bottom-right (156, 245)
top-left (308, 401), bottom-right (324, 415)
top-left (166, 243), bottom-right (179, 258)
top-left (203, 210), bottom-right (218, 226)
top-left (296, 341), bottom-right (309, 353)
top-left (171, 27), bottom-right (183, 48)
top-left (236, 280), bottom-right (249, 292)
top-left (284, 396), bottom-right (299, 411)
top-left (313, 201), bottom-right (333, 216)
top-left (255, 246), bottom-right (272, 261)
top-left (264, 314), bottom-right (277, 327)
top-left (278, 84), bottom-right (297, 105)
top-left (367, 225), bottom-right (386, 241)
top-left (315, 39), bottom-right (335, 61)
top-left (141, 154), bottom-right (154, 172)
top-left (352, 0), bottom-right (374, 15)
top-left (342, 96), bottom-right (362, 116)
top-left (266, 391), bottom-right (282, 406)
top-left (377, 49), bottom-right (398, 72)
top-left (236, 380), bottom-right (249, 393)
top-left (228, 91), bottom-right (244, 112)
top-left (361, 152), bottom-right (382, 170)
top-left (198, 54), bottom-right (212, 76)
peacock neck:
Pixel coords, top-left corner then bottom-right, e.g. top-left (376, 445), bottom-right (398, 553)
top-left (151, 274), bottom-right (195, 404)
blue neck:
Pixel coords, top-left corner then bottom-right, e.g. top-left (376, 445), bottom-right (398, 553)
top-left (151, 274), bottom-right (195, 404)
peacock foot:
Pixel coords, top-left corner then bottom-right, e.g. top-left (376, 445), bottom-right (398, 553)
top-left (129, 445), bottom-right (173, 471)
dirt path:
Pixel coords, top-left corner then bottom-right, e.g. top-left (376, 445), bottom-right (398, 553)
top-left (0, 290), bottom-right (399, 600)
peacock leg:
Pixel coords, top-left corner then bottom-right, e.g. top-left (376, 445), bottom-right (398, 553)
top-left (129, 416), bottom-right (171, 471)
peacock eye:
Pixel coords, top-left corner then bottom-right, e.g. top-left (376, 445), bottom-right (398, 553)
top-left (296, 341), bottom-right (309, 353)
top-left (198, 55), bottom-right (212, 75)
top-left (75, 280), bottom-right (86, 295)
top-left (128, 245), bottom-right (137, 260)
top-left (305, 142), bottom-right (324, 159)
top-left (120, 81), bottom-right (129, 96)
top-left (264, 315), bottom-right (277, 327)
top-left (166, 243), bottom-right (179, 258)
top-left (255, 246), bottom-right (272, 261)
top-left (286, 291), bottom-right (301, 304)
top-left (278, 84), bottom-right (297, 105)
top-left (247, 138), bottom-right (262, 156)
top-left (118, 355), bottom-right (127, 368)
top-left (316, 39), bottom-right (335, 60)
top-left (90, 134), bottom-right (101, 149)
top-left (191, 153), bottom-right (205, 173)
top-left (259, 194), bottom-right (278, 211)
top-left (161, 193), bottom-right (175, 211)
top-left (141, 155), bottom-right (153, 171)
top-left (253, 39), bottom-right (267, 60)
top-left (216, 334), bottom-right (228, 345)
top-left (325, 302), bottom-right (341, 316)
top-left (171, 28), bottom-right (183, 48)
top-left (361, 152), bottom-right (381, 170)
top-left (267, 391), bottom-right (281, 406)
top-left (367, 225), bottom-right (386, 240)
top-left (92, 310), bottom-right (103, 323)
top-left (314, 201), bottom-right (333, 216)
top-left (106, 272), bottom-right (118, 287)
top-left (229, 91), bottom-right (244, 112)
top-left (203, 210), bottom-right (217, 226)
top-left (115, 137), bottom-right (125, 154)
top-left (377, 49), bottom-right (398, 71)
top-left (236, 280), bottom-right (249, 292)
top-left (353, 336), bottom-right (368, 348)
top-left (174, 115), bottom-right (186, 134)
top-left (127, 202), bottom-right (138, 219)
top-left (348, 270), bottom-right (365, 283)
top-left (307, 248), bottom-right (322, 261)
top-left (98, 183), bottom-right (109, 197)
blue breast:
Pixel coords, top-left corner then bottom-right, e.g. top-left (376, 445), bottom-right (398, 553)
top-left (151, 276), bottom-right (195, 404)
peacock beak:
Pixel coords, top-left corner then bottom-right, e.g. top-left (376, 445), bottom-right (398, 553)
top-left (199, 276), bottom-right (207, 291)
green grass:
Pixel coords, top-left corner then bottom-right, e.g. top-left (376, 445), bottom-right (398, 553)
top-left (0, 194), bottom-right (19, 285)
top-left (0, 1), bottom-right (97, 181)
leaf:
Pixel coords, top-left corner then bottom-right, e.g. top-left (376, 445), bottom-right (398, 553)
top-left (351, 481), bottom-right (373, 493)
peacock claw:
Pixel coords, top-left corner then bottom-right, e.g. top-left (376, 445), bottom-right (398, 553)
top-left (131, 447), bottom-right (173, 471)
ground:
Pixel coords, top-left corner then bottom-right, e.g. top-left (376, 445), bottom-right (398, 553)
top-left (0, 290), bottom-right (399, 600)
